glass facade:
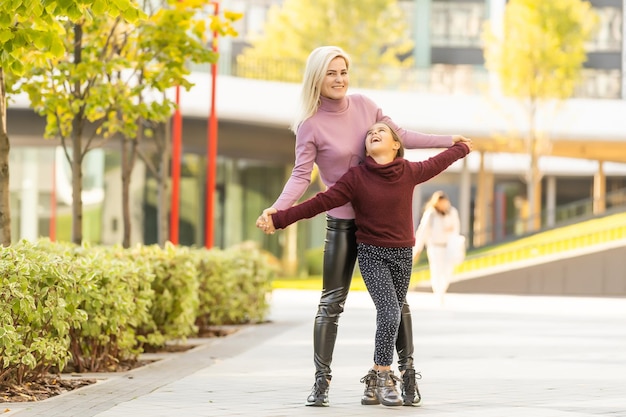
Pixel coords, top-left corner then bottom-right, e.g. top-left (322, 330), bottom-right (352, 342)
top-left (430, 1), bottom-right (486, 47)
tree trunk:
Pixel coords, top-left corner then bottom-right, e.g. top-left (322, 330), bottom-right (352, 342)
top-left (158, 120), bottom-right (171, 246)
top-left (71, 117), bottom-right (84, 245)
top-left (71, 23), bottom-right (84, 245)
top-left (121, 136), bottom-right (132, 248)
top-left (136, 120), bottom-right (169, 247)
top-left (525, 98), bottom-right (541, 233)
top-left (0, 67), bottom-right (11, 246)
top-left (527, 150), bottom-right (541, 231)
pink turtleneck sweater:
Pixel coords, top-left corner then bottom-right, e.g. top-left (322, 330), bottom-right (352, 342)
top-left (272, 94), bottom-right (454, 219)
top-left (272, 143), bottom-right (470, 248)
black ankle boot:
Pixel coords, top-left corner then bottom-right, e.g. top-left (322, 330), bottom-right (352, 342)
top-left (401, 368), bottom-right (422, 406)
top-left (305, 376), bottom-right (330, 407)
top-left (359, 369), bottom-right (379, 405)
top-left (375, 370), bottom-right (403, 406)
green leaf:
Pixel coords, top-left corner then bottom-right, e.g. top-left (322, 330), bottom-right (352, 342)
top-left (91, 0), bottom-right (106, 16)
top-left (0, 12), bottom-right (12, 28)
top-left (49, 36), bottom-right (65, 57)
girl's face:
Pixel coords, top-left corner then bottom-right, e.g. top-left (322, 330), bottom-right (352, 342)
top-left (320, 57), bottom-right (349, 100)
top-left (365, 123), bottom-right (400, 157)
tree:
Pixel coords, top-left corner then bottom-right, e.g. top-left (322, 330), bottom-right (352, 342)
top-left (0, 0), bottom-right (139, 246)
top-left (20, 1), bottom-right (239, 246)
top-left (236, 0), bottom-right (414, 86)
top-left (483, 0), bottom-right (597, 232)
top-left (118, 0), bottom-right (240, 247)
top-left (20, 12), bottom-right (145, 245)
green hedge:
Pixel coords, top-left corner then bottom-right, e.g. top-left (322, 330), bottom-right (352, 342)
top-left (0, 241), bottom-right (86, 384)
top-left (195, 242), bottom-right (274, 327)
top-left (0, 239), bottom-right (275, 384)
top-left (133, 243), bottom-right (200, 351)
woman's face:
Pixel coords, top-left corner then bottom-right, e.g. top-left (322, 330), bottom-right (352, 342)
top-left (435, 197), bottom-right (450, 212)
top-left (320, 57), bottom-right (349, 100)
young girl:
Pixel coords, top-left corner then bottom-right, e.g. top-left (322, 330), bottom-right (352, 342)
top-left (263, 122), bottom-right (471, 406)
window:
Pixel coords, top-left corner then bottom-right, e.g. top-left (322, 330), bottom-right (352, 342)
top-left (431, 1), bottom-right (486, 47)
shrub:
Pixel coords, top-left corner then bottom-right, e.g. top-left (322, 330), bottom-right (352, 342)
top-left (66, 244), bottom-right (155, 372)
top-left (133, 243), bottom-right (199, 350)
top-left (1, 238), bottom-right (273, 380)
top-left (195, 242), bottom-right (275, 327)
top-left (305, 246), bottom-right (324, 276)
top-left (0, 241), bottom-right (87, 385)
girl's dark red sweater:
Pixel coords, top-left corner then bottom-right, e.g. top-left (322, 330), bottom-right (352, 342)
top-left (272, 142), bottom-right (470, 248)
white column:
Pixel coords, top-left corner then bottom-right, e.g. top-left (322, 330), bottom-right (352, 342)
top-left (223, 159), bottom-right (242, 248)
top-left (623, 1), bottom-right (626, 99)
top-left (20, 148), bottom-right (39, 241)
top-left (413, 0), bottom-right (431, 68)
top-left (459, 157), bottom-right (472, 237)
top-left (474, 151), bottom-right (487, 246)
top-left (487, 0), bottom-right (506, 96)
top-left (546, 175), bottom-right (557, 228)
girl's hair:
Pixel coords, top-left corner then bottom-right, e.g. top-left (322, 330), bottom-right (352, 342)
top-left (384, 122), bottom-right (405, 158)
top-left (290, 46), bottom-right (351, 134)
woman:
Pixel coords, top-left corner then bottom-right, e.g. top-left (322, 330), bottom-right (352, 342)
top-left (256, 45), bottom-right (472, 407)
top-left (263, 122), bottom-right (471, 406)
top-left (413, 191), bottom-right (463, 305)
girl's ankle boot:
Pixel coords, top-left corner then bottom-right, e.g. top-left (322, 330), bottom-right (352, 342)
top-left (375, 370), bottom-right (403, 406)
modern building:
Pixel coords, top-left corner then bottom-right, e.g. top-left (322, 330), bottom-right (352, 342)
top-left (5, 0), bottom-right (626, 275)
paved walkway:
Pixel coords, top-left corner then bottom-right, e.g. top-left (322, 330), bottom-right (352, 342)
top-left (5, 289), bottom-right (626, 417)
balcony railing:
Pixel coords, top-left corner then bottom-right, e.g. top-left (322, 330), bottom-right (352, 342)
top-left (469, 187), bottom-right (626, 250)
top-left (194, 57), bottom-right (622, 99)
top-left (411, 206), bottom-right (626, 283)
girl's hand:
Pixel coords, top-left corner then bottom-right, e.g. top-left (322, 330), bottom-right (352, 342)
top-left (256, 207), bottom-right (277, 234)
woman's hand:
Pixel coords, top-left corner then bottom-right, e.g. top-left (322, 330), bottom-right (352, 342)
top-left (453, 135), bottom-right (473, 151)
top-left (256, 207), bottom-right (277, 234)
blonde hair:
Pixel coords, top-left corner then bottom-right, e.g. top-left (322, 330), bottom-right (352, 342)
top-left (290, 46), bottom-right (351, 134)
top-left (424, 191), bottom-right (449, 211)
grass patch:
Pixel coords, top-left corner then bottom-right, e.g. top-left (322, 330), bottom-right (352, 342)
top-left (272, 272), bottom-right (429, 291)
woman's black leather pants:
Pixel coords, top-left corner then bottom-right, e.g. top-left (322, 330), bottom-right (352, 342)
top-left (313, 215), bottom-right (415, 380)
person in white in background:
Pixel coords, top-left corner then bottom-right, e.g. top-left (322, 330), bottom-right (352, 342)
top-left (413, 191), bottom-right (462, 305)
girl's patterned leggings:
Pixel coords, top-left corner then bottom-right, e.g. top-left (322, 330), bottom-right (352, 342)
top-left (357, 243), bottom-right (413, 366)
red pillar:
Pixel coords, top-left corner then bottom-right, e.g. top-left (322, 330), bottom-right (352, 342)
top-left (205, 1), bottom-right (219, 248)
top-left (170, 85), bottom-right (182, 245)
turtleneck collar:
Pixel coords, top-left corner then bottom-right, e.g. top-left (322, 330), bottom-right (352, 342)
top-left (318, 95), bottom-right (349, 113)
top-left (364, 156), bottom-right (405, 180)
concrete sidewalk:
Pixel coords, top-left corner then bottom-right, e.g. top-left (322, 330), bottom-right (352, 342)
top-left (5, 289), bottom-right (626, 417)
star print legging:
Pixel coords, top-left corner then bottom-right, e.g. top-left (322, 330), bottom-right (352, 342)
top-left (357, 243), bottom-right (413, 366)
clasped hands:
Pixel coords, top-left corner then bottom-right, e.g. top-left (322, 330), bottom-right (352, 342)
top-left (453, 135), bottom-right (473, 151)
top-left (256, 207), bottom-right (277, 235)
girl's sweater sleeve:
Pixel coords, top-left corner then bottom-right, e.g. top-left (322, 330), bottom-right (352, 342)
top-left (272, 175), bottom-right (353, 230)
top-left (409, 142), bottom-right (469, 184)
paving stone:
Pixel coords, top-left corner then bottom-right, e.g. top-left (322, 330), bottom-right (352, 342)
top-left (5, 290), bottom-right (626, 417)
